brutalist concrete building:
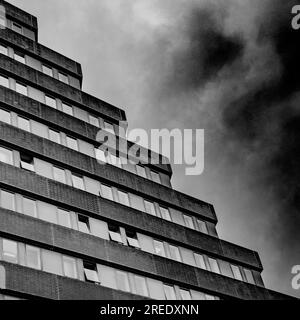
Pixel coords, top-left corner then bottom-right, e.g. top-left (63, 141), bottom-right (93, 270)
top-left (0, 1), bottom-right (290, 300)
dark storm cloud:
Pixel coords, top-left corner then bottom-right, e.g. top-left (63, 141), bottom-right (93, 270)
top-left (166, 7), bottom-right (244, 91)
top-left (222, 0), bottom-right (300, 257)
top-left (153, 0), bottom-right (300, 294)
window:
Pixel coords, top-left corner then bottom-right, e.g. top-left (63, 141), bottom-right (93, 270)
top-left (134, 275), bottom-right (149, 297)
top-left (95, 148), bottom-right (106, 163)
top-left (129, 194), bottom-right (145, 212)
top-left (83, 261), bottom-right (100, 284)
top-left (194, 253), bottom-right (207, 270)
top-left (14, 51), bottom-right (25, 64)
top-left (62, 103), bottom-right (73, 116)
top-left (208, 258), bottom-right (220, 274)
top-left (42, 250), bottom-right (62, 275)
top-left (0, 108), bottom-right (11, 124)
top-left (100, 184), bottom-right (113, 201)
top-left (53, 167), bottom-right (66, 184)
top-left (108, 224), bottom-right (123, 243)
top-left (12, 22), bottom-right (23, 34)
top-left (144, 200), bottom-right (156, 216)
top-left (89, 115), bottom-right (100, 127)
top-left (45, 95), bottom-right (57, 109)
top-left (67, 136), bottom-right (78, 151)
top-left (2, 239), bottom-right (18, 263)
top-left (205, 294), bottom-right (215, 300)
top-left (197, 219), bottom-right (208, 234)
top-left (183, 215), bottom-right (195, 229)
top-left (17, 116), bottom-right (30, 132)
top-left (25, 245), bottom-right (41, 270)
top-left (78, 215), bottom-right (90, 234)
top-left (163, 284), bottom-right (176, 300)
top-left (23, 197), bottom-right (37, 217)
top-left (180, 289), bottom-right (192, 300)
top-left (0, 74), bottom-right (9, 88)
top-left (160, 206), bottom-right (171, 221)
top-left (49, 129), bottom-right (61, 144)
top-left (244, 268), bottom-right (255, 284)
top-left (136, 165), bottom-right (147, 178)
top-left (153, 240), bottom-right (166, 257)
top-left (231, 265), bottom-right (243, 281)
top-left (42, 65), bottom-right (53, 77)
top-left (108, 153), bottom-right (122, 168)
top-left (72, 174), bottom-right (85, 190)
top-left (1, 190), bottom-right (15, 211)
top-left (58, 209), bottom-right (71, 228)
top-left (63, 256), bottom-right (77, 279)
top-left (116, 271), bottom-right (130, 292)
top-left (58, 72), bottom-right (69, 84)
top-left (126, 230), bottom-right (140, 249)
top-left (20, 153), bottom-right (35, 172)
top-left (0, 44), bottom-right (8, 56)
top-left (104, 121), bottom-right (115, 134)
top-left (151, 170), bottom-right (161, 184)
top-left (16, 82), bottom-right (27, 96)
top-left (169, 245), bottom-right (181, 262)
top-left (0, 146), bottom-right (13, 165)
top-left (117, 190), bottom-right (130, 206)
top-left (66, 136), bottom-right (78, 151)
top-left (0, 13), bottom-right (5, 29)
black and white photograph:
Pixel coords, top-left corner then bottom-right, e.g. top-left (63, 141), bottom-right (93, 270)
top-left (0, 0), bottom-right (299, 316)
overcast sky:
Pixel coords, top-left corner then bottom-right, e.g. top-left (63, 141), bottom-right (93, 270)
top-left (8, 0), bottom-right (300, 298)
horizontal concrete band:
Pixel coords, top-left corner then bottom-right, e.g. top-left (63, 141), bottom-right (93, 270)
top-left (0, 29), bottom-right (81, 77)
top-left (0, 49), bottom-right (126, 122)
top-left (0, 164), bottom-right (261, 270)
top-left (0, 122), bottom-right (214, 221)
top-left (0, 87), bottom-right (171, 174)
top-left (0, 261), bottom-right (146, 300)
top-left (0, 210), bottom-right (284, 300)
top-left (0, 0), bottom-right (38, 30)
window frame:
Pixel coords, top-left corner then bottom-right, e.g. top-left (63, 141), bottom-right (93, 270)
top-left (15, 82), bottom-right (28, 96)
top-left (78, 214), bottom-right (90, 234)
top-left (0, 74), bottom-right (9, 88)
top-left (53, 166), bottom-right (67, 184)
top-left (83, 261), bottom-right (100, 284)
top-left (25, 245), bottom-right (41, 270)
top-left (163, 284), bottom-right (176, 300)
top-left (17, 116), bottom-right (31, 132)
top-left (0, 146), bottom-right (13, 165)
top-left (160, 206), bottom-right (171, 221)
top-left (20, 153), bottom-right (35, 172)
top-left (12, 22), bottom-right (23, 34)
top-left (117, 190), bottom-right (130, 207)
top-left (42, 64), bottom-right (53, 77)
top-left (0, 108), bottom-right (11, 124)
top-left (108, 224), bottom-right (123, 243)
top-left (23, 197), bottom-right (37, 218)
top-left (63, 256), bottom-right (78, 279)
top-left (49, 129), bottom-right (61, 144)
top-left (71, 174), bottom-right (85, 190)
top-left (14, 51), bottom-right (25, 64)
top-left (2, 239), bottom-right (18, 263)
top-left (168, 244), bottom-right (182, 262)
top-left (45, 95), bottom-right (57, 109)
top-left (153, 240), bottom-right (166, 257)
top-left (66, 136), bottom-right (79, 151)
